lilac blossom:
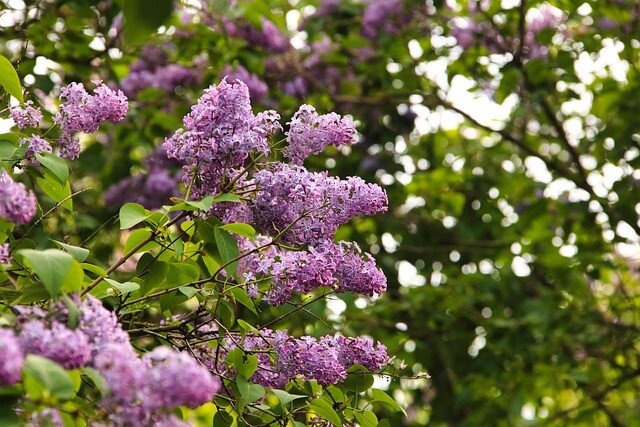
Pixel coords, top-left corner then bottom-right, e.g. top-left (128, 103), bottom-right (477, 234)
top-left (0, 171), bottom-right (37, 224)
top-left (361, 0), bottom-right (406, 41)
top-left (225, 18), bottom-right (290, 53)
top-left (247, 283), bottom-right (259, 298)
top-left (286, 104), bottom-right (356, 165)
top-left (0, 243), bottom-right (10, 264)
top-left (103, 167), bottom-right (181, 210)
top-left (279, 76), bottom-right (309, 98)
top-left (19, 135), bottom-right (52, 164)
top-left (92, 343), bottom-right (148, 406)
top-left (275, 334), bottom-right (346, 386)
top-left (95, 342), bottom-right (219, 424)
top-left (524, 4), bottom-right (565, 58)
top-left (314, 0), bottom-right (341, 16)
top-left (9, 295), bottom-right (220, 423)
top-left (222, 65), bottom-right (269, 102)
top-left (121, 59), bottom-right (202, 99)
top-left (0, 328), bottom-right (24, 385)
top-left (57, 132), bottom-right (81, 159)
top-left (452, 3), bottom-right (565, 59)
top-left (77, 296), bottom-right (130, 354)
top-left (164, 79), bottom-right (280, 198)
top-left (55, 81), bottom-right (128, 134)
top-left (451, 18), bottom-right (479, 49)
top-left (251, 163), bottom-right (388, 245)
top-left (18, 320), bottom-right (92, 369)
top-left (207, 329), bottom-right (388, 388)
top-left (245, 240), bottom-right (386, 305)
top-left (10, 101), bottom-right (42, 129)
top-left (526, 4), bottom-right (565, 34)
top-left (335, 335), bottom-right (388, 372)
top-left (144, 346), bottom-right (221, 408)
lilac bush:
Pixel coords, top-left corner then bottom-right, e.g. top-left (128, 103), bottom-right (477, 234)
top-left (0, 48), bottom-right (394, 425)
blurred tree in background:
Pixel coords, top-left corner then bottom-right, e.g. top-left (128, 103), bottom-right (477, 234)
top-left (1, 0), bottom-right (640, 425)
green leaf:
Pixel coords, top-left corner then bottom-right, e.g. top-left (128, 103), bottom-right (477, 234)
top-left (123, 229), bottom-right (156, 254)
top-left (354, 410), bottom-right (378, 427)
top-left (271, 389), bottom-right (308, 407)
top-left (371, 388), bottom-right (406, 416)
top-left (178, 286), bottom-right (199, 298)
top-left (237, 318), bottom-right (259, 333)
top-left (236, 375), bottom-right (265, 403)
top-left (104, 278), bottom-right (140, 295)
top-left (82, 367), bottom-right (108, 393)
top-left (23, 355), bottom-right (75, 400)
top-left (81, 263), bottom-right (107, 278)
top-left (159, 292), bottom-right (189, 312)
top-left (226, 348), bottom-right (259, 378)
top-left (36, 174), bottom-right (73, 212)
top-left (35, 152), bottom-right (68, 184)
top-left (119, 203), bottom-right (148, 229)
top-left (217, 298), bottom-right (235, 327)
top-left (123, 0), bottom-right (173, 45)
top-left (51, 240), bottom-right (89, 262)
top-left (0, 139), bottom-right (17, 161)
top-left (231, 287), bottom-right (257, 315)
top-left (344, 364), bottom-right (374, 393)
top-left (219, 223), bottom-right (256, 239)
top-left (214, 227), bottom-right (239, 276)
top-left (18, 249), bottom-right (77, 297)
top-left (310, 398), bottom-right (342, 427)
top-left (63, 295), bottom-right (79, 329)
top-left (0, 54), bottom-right (22, 102)
top-left (169, 195), bottom-right (216, 213)
top-left (212, 409), bottom-right (234, 427)
top-left (167, 262), bottom-right (200, 286)
top-left (212, 193), bottom-right (242, 203)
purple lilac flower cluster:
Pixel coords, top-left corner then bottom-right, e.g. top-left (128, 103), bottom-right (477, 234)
top-left (2, 296), bottom-right (219, 424)
top-left (224, 17), bottom-right (290, 53)
top-left (164, 79), bottom-right (281, 198)
top-left (452, 3), bottom-right (565, 59)
top-left (10, 100), bottom-right (42, 129)
top-left (54, 81), bottom-right (128, 159)
top-left (56, 81), bottom-right (128, 134)
top-left (251, 163), bottom-right (387, 246)
top-left (18, 135), bottom-right (52, 164)
top-left (18, 320), bottom-right (92, 369)
top-left (10, 81), bottom-right (128, 161)
top-left (0, 328), bottom-right (23, 385)
top-left (0, 171), bottom-right (37, 224)
top-left (104, 146), bottom-right (184, 210)
top-left (242, 239), bottom-right (386, 306)
top-left (266, 36), bottom-right (351, 99)
top-left (286, 104), bottom-right (356, 165)
top-left (104, 167), bottom-right (182, 210)
top-left (361, 0), bottom-right (406, 41)
top-left (201, 328), bottom-right (387, 388)
top-left (164, 77), bottom-right (387, 305)
top-left (222, 65), bottom-right (269, 102)
top-left (121, 46), bottom-right (202, 99)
